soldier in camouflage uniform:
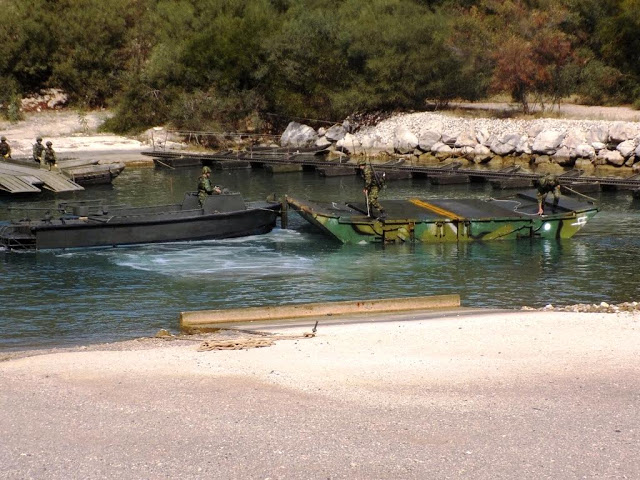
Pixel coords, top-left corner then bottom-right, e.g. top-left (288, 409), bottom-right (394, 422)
top-left (197, 166), bottom-right (221, 207)
top-left (0, 136), bottom-right (11, 159)
top-left (359, 161), bottom-right (385, 217)
top-left (33, 137), bottom-right (45, 164)
top-left (43, 141), bottom-right (57, 170)
top-left (534, 173), bottom-right (561, 215)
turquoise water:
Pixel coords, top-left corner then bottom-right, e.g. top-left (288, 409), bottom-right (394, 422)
top-left (1, 166), bottom-right (639, 350)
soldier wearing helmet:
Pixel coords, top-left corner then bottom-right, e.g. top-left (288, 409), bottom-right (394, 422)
top-left (197, 165), bottom-right (221, 207)
top-left (43, 141), bottom-right (57, 170)
top-left (0, 136), bottom-right (11, 159)
top-left (358, 160), bottom-right (385, 218)
top-left (534, 173), bottom-right (561, 215)
top-left (33, 137), bottom-right (45, 164)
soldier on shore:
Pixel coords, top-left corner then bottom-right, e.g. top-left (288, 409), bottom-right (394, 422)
top-left (33, 137), bottom-right (45, 164)
top-left (43, 141), bottom-right (57, 170)
top-left (0, 136), bottom-right (11, 159)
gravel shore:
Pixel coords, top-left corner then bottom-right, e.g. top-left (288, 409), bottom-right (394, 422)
top-left (1, 309), bottom-right (638, 479)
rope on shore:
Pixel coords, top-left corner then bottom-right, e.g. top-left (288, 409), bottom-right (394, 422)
top-left (197, 331), bottom-right (316, 351)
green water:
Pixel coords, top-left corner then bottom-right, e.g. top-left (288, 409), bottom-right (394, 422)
top-left (1, 165), bottom-right (639, 350)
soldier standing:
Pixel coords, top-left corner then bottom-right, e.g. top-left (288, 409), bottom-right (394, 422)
top-left (534, 173), bottom-right (561, 215)
top-left (33, 137), bottom-right (45, 164)
top-left (359, 161), bottom-right (385, 217)
top-left (0, 136), bottom-right (11, 159)
top-left (43, 141), bottom-right (57, 170)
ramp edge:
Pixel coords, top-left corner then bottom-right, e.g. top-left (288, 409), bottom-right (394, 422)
top-left (180, 294), bottom-right (461, 329)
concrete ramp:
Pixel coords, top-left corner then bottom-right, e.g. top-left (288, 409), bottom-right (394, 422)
top-left (180, 295), bottom-right (461, 332)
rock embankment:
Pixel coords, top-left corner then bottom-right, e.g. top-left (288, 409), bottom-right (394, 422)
top-left (281, 111), bottom-right (640, 177)
top-left (524, 301), bottom-right (640, 313)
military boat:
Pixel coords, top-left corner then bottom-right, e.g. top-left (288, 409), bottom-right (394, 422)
top-left (0, 192), bottom-right (281, 250)
top-left (286, 191), bottom-right (598, 244)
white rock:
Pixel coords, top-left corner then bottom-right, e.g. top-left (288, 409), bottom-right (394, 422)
top-left (431, 142), bottom-right (452, 154)
top-left (418, 130), bottom-right (441, 151)
top-left (609, 122), bottom-right (639, 143)
top-left (562, 127), bottom-right (586, 150)
top-left (336, 132), bottom-right (361, 153)
top-left (532, 130), bottom-right (565, 154)
top-left (598, 149), bottom-right (625, 166)
top-left (476, 127), bottom-right (491, 145)
top-left (575, 144), bottom-right (596, 159)
top-left (441, 130), bottom-right (459, 145)
top-left (325, 124), bottom-right (346, 142)
top-left (473, 144), bottom-right (492, 163)
top-left (617, 139), bottom-right (637, 158)
top-left (586, 125), bottom-right (609, 144)
top-left (490, 133), bottom-right (521, 156)
top-left (393, 125), bottom-right (419, 154)
top-left (315, 136), bottom-right (332, 149)
top-left (281, 122), bottom-right (318, 147)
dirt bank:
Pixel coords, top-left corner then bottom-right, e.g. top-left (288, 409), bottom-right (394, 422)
top-left (1, 309), bottom-right (638, 479)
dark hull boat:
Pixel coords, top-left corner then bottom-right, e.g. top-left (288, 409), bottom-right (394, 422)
top-left (0, 193), bottom-right (281, 250)
top-left (286, 190), bottom-right (598, 244)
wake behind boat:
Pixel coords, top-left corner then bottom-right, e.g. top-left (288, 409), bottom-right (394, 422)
top-left (0, 192), bottom-right (281, 250)
top-left (286, 191), bottom-right (598, 244)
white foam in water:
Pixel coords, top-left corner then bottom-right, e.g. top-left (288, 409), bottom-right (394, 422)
top-left (93, 231), bottom-right (316, 278)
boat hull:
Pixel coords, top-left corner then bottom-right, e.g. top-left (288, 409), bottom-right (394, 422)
top-left (286, 192), bottom-right (598, 244)
top-left (1, 194), bottom-right (281, 250)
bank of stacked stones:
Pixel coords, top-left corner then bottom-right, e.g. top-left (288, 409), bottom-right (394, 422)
top-left (280, 112), bottom-right (640, 176)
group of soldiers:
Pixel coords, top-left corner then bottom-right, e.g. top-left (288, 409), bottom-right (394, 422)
top-left (198, 158), bottom-right (561, 217)
top-left (356, 160), bottom-right (559, 218)
top-left (0, 136), bottom-right (57, 169)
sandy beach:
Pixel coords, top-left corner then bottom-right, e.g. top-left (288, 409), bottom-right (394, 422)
top-left (1, 308), bottom-right (638, 479)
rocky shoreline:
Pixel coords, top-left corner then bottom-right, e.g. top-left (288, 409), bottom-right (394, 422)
top-left (282, 111), bottom-right (640, 177)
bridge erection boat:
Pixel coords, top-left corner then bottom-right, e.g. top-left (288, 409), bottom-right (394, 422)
top-left (0, 193), bottom-right (281, 250)
top-left (286, 191), bottom-right (598, 244)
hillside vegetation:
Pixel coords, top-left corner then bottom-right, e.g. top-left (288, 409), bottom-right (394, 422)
top-left (1, 0), bottom-right (639, 132)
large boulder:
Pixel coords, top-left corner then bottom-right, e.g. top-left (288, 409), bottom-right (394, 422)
top-left (532, 130), bottom-right (565, 155)
top-left (575, 144), bottom-right (596, 159)
top-left (393, 126), bottom-right (419, 154)
top-left (455, 130), bottom-right (477, 148)
top-left (472, 144), bottom-right (492, 163)
top-left (609, 122), bottom-right (639, 143)
top-left (552, 146), bottom-right (574, 166)
top-left (617, 139), bottom-right (637, 158)
top-left (562, 128), bottom-right (586, 150)
top-left (489, 133), bottom-right (522, 156)
top-left (431, 142), bottom-right (452, 155)
top-left (516, 136), bottom-right (532, 155)
top-left (441, 130), bottom-right (460, 146)
top-left (476, 128), bottom-right (491, 145)
top-left (325, 124), bottom-right (347, 142)
top-left (418, 130), bottom-right (441, 151)
top-left (281, 122), bottom-right (318, 147)
top-left (598, 149), bottom-right (625, 166)
top-left (586, 125), bottom-right (609, 145)
top-left (315, 136), bottom-right (332, 149)
top-left (336, 132), bottom-right (361, 154)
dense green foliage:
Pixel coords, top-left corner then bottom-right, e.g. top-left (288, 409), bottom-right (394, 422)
top-left (1, 0), bottom-right (638, 131)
